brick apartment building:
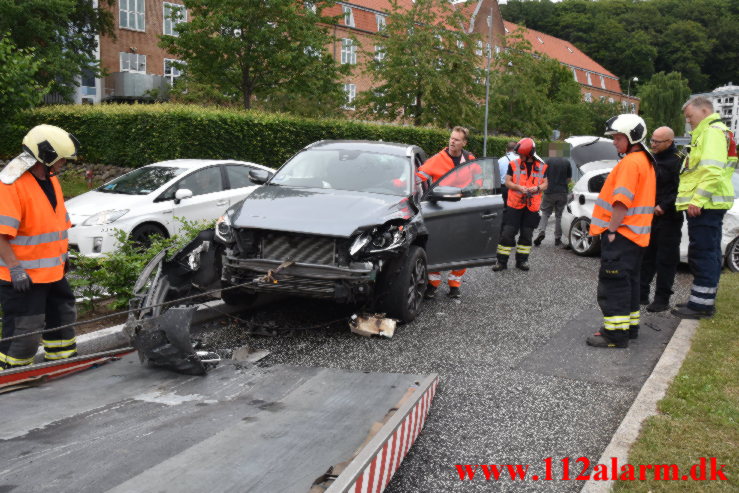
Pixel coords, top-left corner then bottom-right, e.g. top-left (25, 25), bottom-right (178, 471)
top-left (74, 0), bottom-right (637, 114)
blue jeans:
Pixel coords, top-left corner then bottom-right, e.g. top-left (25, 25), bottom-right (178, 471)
top-left (686, 209), bottom-right (726, 312)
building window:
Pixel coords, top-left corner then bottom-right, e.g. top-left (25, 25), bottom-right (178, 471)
top-left (340, 38), bottom-right (356, 65)
top-left (586, 72), bottom-right (592, 85)
top-left (374, 45), bottom-right (385, 62)
top-left (608, 97), bottom-right (614, 103)
top-left (600, 75), bottom-right (606, 89)
top-left (120, 52), bottom-right (146, 73)
top-left (304, 1), bottom-right (316, 13)
top-left (120, 0), bottom-right (145, 31)
top-left (572, 68), bottom-right (578, 82)
top-left (475, 40), bottom-right (483, 56)
top-left (342, 5), bottom-right (355, 27)
top-left (376, 14), bottom-right (386, 32)
top-left (164, 59), bottom-right (183, 84)
top-left (583, 92), bottom-right (592, 103)
top-left (343, 83), bottom-right (356, 110)
top-left (163, 3), bottom-right (187, 36)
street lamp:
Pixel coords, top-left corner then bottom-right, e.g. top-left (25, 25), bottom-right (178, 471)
top-left (627, 76), bottom-right (639, 97)
top-left (482, 8), bottom-right (493, 158)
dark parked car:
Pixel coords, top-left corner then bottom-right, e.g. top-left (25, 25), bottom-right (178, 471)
top-left (205, 140), bottom-right (504, 322)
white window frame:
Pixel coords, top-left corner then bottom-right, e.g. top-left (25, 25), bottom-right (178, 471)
top-left (584, 92), bottom-right (592, 103)
top-left (304, 1), bottom-right (317, 13)
top-left (572, 68), bottom-right (578, 82)
top-left (163, 2), bottom-right (187, 36)
top-left (608, 97), bottom-right (614, 103)
top-left (374, 45), bottom-right (385, 62)
top-left (600, 75), bottom-right (606, 89)
top-left (343, 83), bottom-right (356, 110)
top-left (164, 58), bottom-right (183, 84)
top-left (376, 14), bottom-right (386, 32)
top-left (586, 72), bottom-right (592, 86)
top-left (120, 0), bottom-right (146, 32)
top-left (342, 5), bottom-right (355, 27)
top-left (475, 40), bottom-right (483, 56)
top-left (340, 38), bottom-right (356, 65)
top-left (120, 52), bottom-right (147, 73)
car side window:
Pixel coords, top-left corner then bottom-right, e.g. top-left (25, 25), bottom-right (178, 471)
top-left (433, 158), bottom-right (499, 198)
top-left (176, 166), bottom-right (223, 197)
top-left (588, 173), bottom-right (608, 193)
top-left (225, 165), bottom-right (255, 189)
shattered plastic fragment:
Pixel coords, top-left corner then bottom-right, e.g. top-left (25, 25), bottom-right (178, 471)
top-left (349, 313), bottom-right (396, 338)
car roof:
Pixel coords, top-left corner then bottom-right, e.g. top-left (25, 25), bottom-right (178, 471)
top-left (146, 159), bottom-right (262, 169)
top-left (305, 140), bottom-right (418, 156)
top-left (565, 136), bottom-right (613, 147)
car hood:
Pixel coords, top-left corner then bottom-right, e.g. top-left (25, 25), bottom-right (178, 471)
top-left (66, 191), bottom-right (146, 220)
top-left (232, 186), bottom-right (413, 237)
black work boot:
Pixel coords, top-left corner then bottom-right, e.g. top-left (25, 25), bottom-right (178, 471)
top-left (448, 286), bottom-right (461, 298)
top-left (424, 284), bottom-right (438, 299)
top-left (554, 238), bottom-right (562, 247)
top-left (671, 305), bottom-right (714, 319)
top-left (533, 232), bottom-right (545, 246)
top-left (629, 325), bottom-right (639, 340)
top-left (647, 297), bottom-right (670, 313)
top-left (492, 255), bottom-right (508, 272)
top-left (515, 254), bottom-right (530, 271)
top-left (586, 331), bottom-right (628, 348)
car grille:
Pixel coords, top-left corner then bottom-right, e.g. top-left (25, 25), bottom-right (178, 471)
top-left (261, 232), bottom-right (336, 266)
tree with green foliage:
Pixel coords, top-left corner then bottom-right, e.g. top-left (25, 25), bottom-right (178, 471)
top-left (0, 34), bottom-right (46, 121)
top-left (638, 71), bottom-right (691, 135)
top-left (0, 0), bottom-right (114, 102)
top-left (357, 0), bottom-right (482, 128)
top-left (159, 0), bottom-right (348, 113)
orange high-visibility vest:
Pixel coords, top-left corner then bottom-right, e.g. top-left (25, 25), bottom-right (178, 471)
top-left (506, 158), bottom-right (548, 212)
top-left (416, 148), bottom-right (478, 186)
top-left (589, 150), bottom-right (656, 247)
top-left (0, 172), bottom-right (70, 283)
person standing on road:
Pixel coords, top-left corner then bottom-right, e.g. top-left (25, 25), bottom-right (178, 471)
top-left (671, 96), bottom-right (737, 319)
top-left (492, 138), bottom-right (548, 272)
top-left (497, 141), bottom-right (518, 204)
top-left (586, 114), bottom-right (656, 349)
top-left (416, 126), bottom-right (478, 299)
top-left (0, 125), bottom-right (79, 369)
top-left (639, 126), bottom-right (683, 312)
top-left (533, 155), bottom-right (572, 247)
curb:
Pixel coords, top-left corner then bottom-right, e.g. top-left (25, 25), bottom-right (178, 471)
top-left (580, 318), bottom-right (699, 493)
top-left (33, 299), bottom-right (252, 362)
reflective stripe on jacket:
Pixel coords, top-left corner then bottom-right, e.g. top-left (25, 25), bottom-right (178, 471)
top-left (677, 114), bottom-right (735, 210)
top-left (590, 150), bottom-right (656, 247)
top-left (416, 148), bottom-right (477, 185)
top-left (506, 158), bottom-right (547, 212)
top-left (0, 172), bottom-right (70, 283)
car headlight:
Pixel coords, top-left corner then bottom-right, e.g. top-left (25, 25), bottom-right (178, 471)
top-left (215, 210), bottom-right (235, 243)
top-left (82, 209), bottom-right (129, 226)
top-left (350, 224), bottom-right (406, 258)
top-left (350, 231), bottom-right (371, 256)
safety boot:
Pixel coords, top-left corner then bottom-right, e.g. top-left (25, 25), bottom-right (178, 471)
top-left (492, 255), bottom-right (508, 272)
top-left (533, 232), bottom-right (545, 246)
top-left (447, 286), bottom-right (461, 298)
top-left (515, 261), bottom-right (530, 271)
top-left (646, 297), bottom-right (669, 313)
top-left (424, 284), bottom-right (438, 299)
top-left (671, 305), bottom-right (714, 319)
top-left (586, 331), bottom-right (628, 348)
top-left (554, 238), bottom-right (562, 247)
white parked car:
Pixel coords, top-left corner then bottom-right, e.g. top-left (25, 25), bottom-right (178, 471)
top-left (562, 167), bottom-right (739, 272)
top-left (67, 159), bottom-right (274, 257)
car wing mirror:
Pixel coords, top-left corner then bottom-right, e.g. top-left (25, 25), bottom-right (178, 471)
top-left (249, 169), bottom-right (272, 185)
top-left (428, 186), bottom-right (462, 202)
top-left (174, 188), bottom-right (193, 204)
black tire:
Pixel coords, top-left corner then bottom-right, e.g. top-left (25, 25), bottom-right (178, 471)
top-left (220, 280), bottom-right (259, 306)
top-left (725, 237), bottom-right (739, 272)
top-left (569, 217), bottom-right (601, 256)
top-left (376, 246), bottom-right (428, 323)
top-left (130, 223), bottom-right (168, 250)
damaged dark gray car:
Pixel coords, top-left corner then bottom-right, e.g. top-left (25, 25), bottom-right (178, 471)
top-left (154, 141), bottom-right (505, 323)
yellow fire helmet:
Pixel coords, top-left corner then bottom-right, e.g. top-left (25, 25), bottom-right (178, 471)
top-left (0, 124), bottom-right (80, 184)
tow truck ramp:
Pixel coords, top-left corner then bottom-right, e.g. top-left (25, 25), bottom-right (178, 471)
top-left (0, 353), bottom-right (437, 493)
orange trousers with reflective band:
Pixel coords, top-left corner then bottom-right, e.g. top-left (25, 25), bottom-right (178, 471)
top-left (428, 269), bottom-right (466, 288)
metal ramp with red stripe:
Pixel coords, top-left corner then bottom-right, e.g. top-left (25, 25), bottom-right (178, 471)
top-left (0, 352), bottom-right (437, 493)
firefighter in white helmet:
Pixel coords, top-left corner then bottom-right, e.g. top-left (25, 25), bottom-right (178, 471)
top-left (0, 124), bottom-right (80, 369)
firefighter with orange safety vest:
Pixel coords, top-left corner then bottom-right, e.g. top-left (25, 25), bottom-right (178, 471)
top-left (587, 114), bottom-right (656, 348)
top-left (492, 137), bottom-right (548, 272)
top-left (416, 126), bottom-right (480, 299)
top-left (0, 125), bottom-right (80, 369)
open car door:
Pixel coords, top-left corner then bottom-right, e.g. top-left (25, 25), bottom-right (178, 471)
top-left (421, 157), bottom-right (504, 271)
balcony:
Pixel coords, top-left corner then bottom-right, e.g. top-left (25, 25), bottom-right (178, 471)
top-left (103, 72), bottom-right (170, 101)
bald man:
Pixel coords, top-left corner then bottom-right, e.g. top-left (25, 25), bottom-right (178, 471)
top-left (639, 126), bottom-right (683, 312)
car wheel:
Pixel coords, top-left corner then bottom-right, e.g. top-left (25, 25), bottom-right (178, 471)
top-left (725, 237), bottom-right (739, 272)
top-left (377, 245), bottom-right (428, 323)
top-left (569, 217), bottom-right (601, 256)
top-left (130, 223), bottom-right (168, 250)
top-left (220, 280), bottom-right (259, 306)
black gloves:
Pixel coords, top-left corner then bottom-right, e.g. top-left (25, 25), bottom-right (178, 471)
top-left (9, 265), bottom-right (31, 292)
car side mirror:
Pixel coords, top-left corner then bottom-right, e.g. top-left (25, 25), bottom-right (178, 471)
top-left (249, 169), bottom-right (272, 185)
top-left (174, 188), bottom-right (193, 204)
top-left (428, 186), bottom-right (462, 202)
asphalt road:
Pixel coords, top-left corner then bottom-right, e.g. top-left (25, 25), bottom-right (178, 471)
top-left (197, 229), bottom-right (692, 492)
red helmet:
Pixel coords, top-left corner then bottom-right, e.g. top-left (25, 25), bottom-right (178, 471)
top-left (514, 137), bottom-right (536, 158)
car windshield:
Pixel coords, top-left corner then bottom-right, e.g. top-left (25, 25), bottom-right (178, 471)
top-left (97, 166), bottom-right (186, 195)
top-left (270, 149), bottom-right (411, 196)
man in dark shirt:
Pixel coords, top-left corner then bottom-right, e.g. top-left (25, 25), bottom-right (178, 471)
top-left (639, 126), bottom-right (683, 312)
top-left (533, 156), bottom-right (572, 247)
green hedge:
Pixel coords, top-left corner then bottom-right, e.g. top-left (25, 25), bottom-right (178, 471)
top-left (0, 104), bottom-right (514, 169)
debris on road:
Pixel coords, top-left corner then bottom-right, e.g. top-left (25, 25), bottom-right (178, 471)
top-left (231, 344), bottom-right (271, 363)
top-left (349, 313), bottom-right (396, 338)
